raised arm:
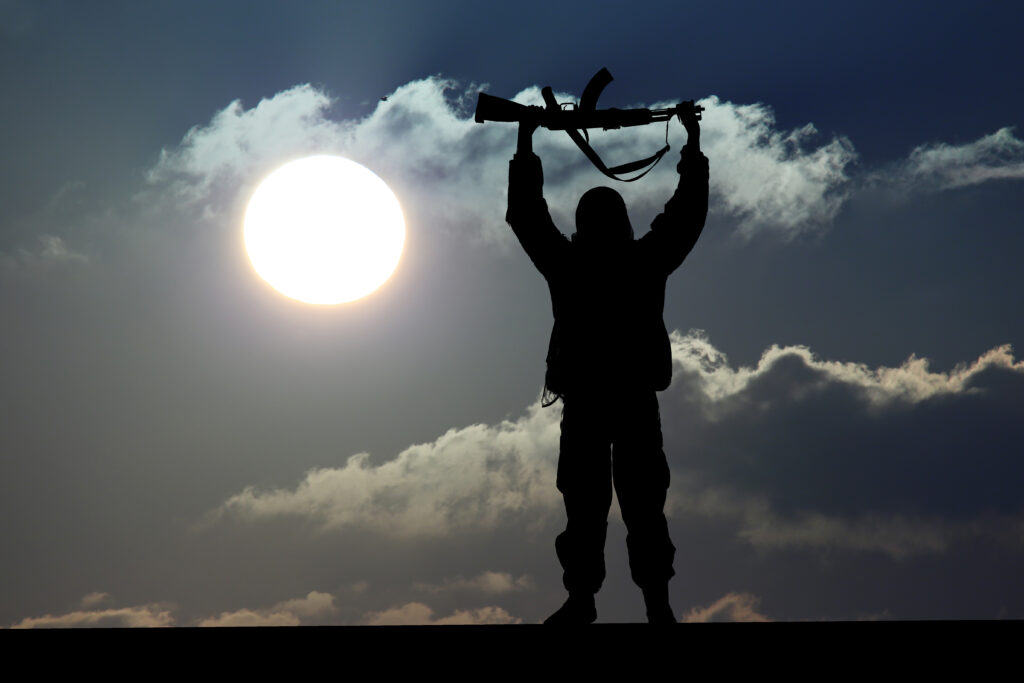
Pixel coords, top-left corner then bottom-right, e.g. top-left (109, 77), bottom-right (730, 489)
top-left (639, 104), bottom-right (710, 274)
top-left (505, 118), bottom-right (569, 279)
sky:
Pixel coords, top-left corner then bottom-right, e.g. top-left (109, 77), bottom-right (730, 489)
top-left (2, 0), bottom-right (1024, 626)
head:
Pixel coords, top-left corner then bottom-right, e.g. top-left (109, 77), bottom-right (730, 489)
top-left (572, 186), bottom-right (633, 246)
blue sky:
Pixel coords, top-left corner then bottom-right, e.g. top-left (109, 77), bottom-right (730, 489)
top-left (2, 0), bottom-right (1023, 625)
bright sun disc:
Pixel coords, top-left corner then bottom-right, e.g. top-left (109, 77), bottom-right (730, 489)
top-left (244, 156), bottom-right (405, 304)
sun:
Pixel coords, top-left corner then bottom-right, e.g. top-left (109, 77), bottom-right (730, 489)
top-left (243, 156), bottom-right (406, 305)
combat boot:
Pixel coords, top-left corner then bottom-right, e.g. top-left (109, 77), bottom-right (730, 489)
top-left (544, 593), bottom-right (597, 625)
top-left (642, 584), bottom-right (676, 624)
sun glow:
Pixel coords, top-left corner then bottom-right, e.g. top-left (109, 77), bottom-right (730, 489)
top-left (243, 156), bottom-right (406, 304)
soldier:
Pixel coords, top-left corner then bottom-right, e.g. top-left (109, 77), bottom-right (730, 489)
top-left (505, 107), bottom-right (708, 624)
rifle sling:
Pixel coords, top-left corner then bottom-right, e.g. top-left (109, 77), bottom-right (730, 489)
top-left (542, 81), bottom-right (669, 182)
top-left (564, 125), bottom-right (670, 182)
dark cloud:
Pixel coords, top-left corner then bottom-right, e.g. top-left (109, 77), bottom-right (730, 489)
top-left (662, 333), bottom-right (1024, 557)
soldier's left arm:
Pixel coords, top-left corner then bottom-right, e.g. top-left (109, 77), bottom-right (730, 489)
top-left (640, 145), bottom-right (709, 274)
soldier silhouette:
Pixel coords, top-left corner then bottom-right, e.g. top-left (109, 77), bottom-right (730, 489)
top-left (505, 106), bottom-right (708, 624)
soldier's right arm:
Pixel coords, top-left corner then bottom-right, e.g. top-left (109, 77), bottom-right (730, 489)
top-left (505, 122), bottom-right (569, 279)
top-left (638, 103), bottom-right (709, 274)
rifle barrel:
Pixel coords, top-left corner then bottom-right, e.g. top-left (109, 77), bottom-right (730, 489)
top-left (541, 104), bottom-right (703, 131)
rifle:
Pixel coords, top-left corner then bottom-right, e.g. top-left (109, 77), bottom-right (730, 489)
top-left (475, 68), bottom-right (703, 181)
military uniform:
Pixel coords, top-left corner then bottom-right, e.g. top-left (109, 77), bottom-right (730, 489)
top-left (506, 144), bottom-right (709, 612)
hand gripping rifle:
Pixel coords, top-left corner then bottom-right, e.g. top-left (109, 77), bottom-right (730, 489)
top-left (475, 68), bottom-right (703, 182)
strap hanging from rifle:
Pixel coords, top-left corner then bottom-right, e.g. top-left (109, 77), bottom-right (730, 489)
top-left (564, 125), bottom-right (670, 182)
top-left (542, 71), bottom-right (671, 183)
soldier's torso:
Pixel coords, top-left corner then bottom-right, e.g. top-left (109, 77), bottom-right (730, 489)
top-left (545, 241), bottom-right (672, 394)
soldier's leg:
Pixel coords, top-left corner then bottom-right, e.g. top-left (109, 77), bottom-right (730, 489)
top-left (554, 397), bottom-right (613, 596)
top-left (612, 392), bottom-right (676, 621)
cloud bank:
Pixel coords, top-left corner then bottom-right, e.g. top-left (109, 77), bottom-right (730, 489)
top-left (143, 78), bottom-right (1024, 247)
top-left (664, 332), bottom-right (1024, 557)
top-left (143, 79), bottom-right (855, 242)
top-left (214, 401), bottom-right (562, 536)
top-left (213, 331), bottom-right (1024, 560)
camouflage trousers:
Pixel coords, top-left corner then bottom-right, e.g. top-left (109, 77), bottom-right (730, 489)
top-left (555, 390), bottom-right (676, 594)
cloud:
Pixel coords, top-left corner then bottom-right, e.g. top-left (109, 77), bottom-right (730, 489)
top-left (213, 400), bottom-right (562, 536)
top-left (887, 127), bottom-right (1024, 191)
top-left (11, 601), bottom-right (175, 628)
top-left (1, 179), bottom-right (97, 273)
top-left (198, 608), bottom-right (300, 627)
top-left (698, 96), bottom-right (856, 239)
top-left (197, 591), bottom-right (336, 627)
top-left (11, 591), bottom-right (342, 629)
top-left (736, 509), bottom-right (962, 558)
top-left (145, 77), bottom-right (1024, 248)
top-left (143, 77), bottom-right (1024, 251)
top-left (504, 91), bottom-right (858, 241)
top-left (79, 592), bottom-right (111, 608)
top-left (145, 85), bottom-right (342, 210)
top-left (415, 571), bottom-right (533, 595)
top-left (0, 234), bottom-right (88, 271)
top-left (363, 602), bottom-right (521, 625)
top-left (212, 330), bottom-right (1024, 560)
top-left (670, 329), bottom-right (1022, 408)
top-left (143, 80), bottom-right (858, 242)
top-left (682, 592), bottom-right (771, 622)
top-left (664, 331), bottom-right (1024, 557)
top-left (673, 486), bottom-right (984, 559)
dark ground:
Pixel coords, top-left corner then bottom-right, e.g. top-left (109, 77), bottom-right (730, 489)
top-left (7, 622), bottom-right (1017, 674)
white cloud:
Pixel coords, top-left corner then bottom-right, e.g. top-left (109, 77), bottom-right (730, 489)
top-left (415, 571), bottom-right (533, 595)
top-left (11, 602), bottom-right (175, 628)
top-left (671, 329), bottom-right (1021, 408)
top-left (145, 85), bottom-right (342, 208)
top-left (0, 234), bottom-right (88, 271)
top-left (363, 602), bottom-right (521, 625)
top-left (146, 78), bottom-right (1024, 249)
top-left (682, 592), bottom-right (770, 623)
top-left (698, 96), bottom-right (856, 239)
top-left (143, 80), bottom-right (859, 242)
top-left (143, 76), bottom-right (1024, 255)
top-left (197, 590), bottom-right (336, 627)
top-left (213, 400), bottom-right (562, 536)
top-left (891, 127), bottom-right (1024, 191)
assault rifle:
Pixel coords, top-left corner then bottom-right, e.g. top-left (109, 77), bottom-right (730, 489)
top-left (475, 68), bottom-right (703, 181)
